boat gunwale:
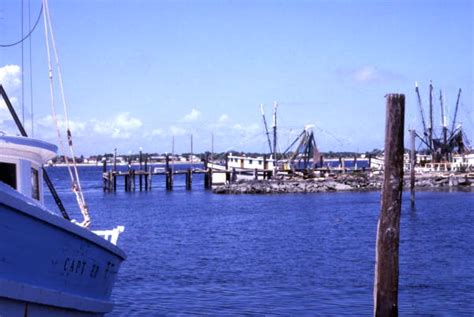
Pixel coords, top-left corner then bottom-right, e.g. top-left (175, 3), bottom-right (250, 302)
top-left (0, 183), bottom-right (127, 261)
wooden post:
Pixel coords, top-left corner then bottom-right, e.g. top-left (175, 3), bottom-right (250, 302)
top-left (148, 166), bottom-right (152, 190)
top-left (107, 171), bottom-right (112, 191)
top-left (102, 159), bottom-right (107, 191)
top-left (410, 129), bottom-right (416, 206)
top-left (254, 168), bottom-right (258, 180)
top-left (113, 171), bottom-right (117, 191)
top-left (225, 154), bottom-right (231, 183)
top-left (374, 93), bottom-right (405, 317)
top-left (263, 155), bottom-right (267, 179)
top-left (132, 169), bottom-right (136, 191)
top-left (186, 168), bottom-right (192, 190)
top-left (165, 154), bottom-right (171, 190)
top-left (169, 169), bottom-right (173, 190)
top-left (204, 157), bottom-right (210, 189)
top-left (139, 150), bottom-right (143, 191)
top-left (207, 169), bottom-right (213, 188)
top-left (113, 148), bottom-right (117, 172)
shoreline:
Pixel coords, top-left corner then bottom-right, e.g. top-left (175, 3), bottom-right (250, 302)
top-left (212, 172), bottom-right (474, 194)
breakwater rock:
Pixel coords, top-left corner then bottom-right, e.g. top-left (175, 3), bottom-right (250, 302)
top-left (212, 173), bottom-right (474, 194)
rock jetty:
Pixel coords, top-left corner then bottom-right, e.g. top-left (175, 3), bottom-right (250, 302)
top-left (212, 173), bottom-right (474, 194)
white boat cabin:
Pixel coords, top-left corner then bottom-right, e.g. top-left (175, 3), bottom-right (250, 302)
top-left (0, 135), bottom-right (57, 204)
top-left (227, 153), bottom-right (276, 170)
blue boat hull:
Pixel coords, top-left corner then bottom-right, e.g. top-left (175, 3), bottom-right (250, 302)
top-left (0, 184), bottom-right (126, 316)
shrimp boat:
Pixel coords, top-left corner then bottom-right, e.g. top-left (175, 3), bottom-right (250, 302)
top-left (0, 1), bottom-right (125, 314)
top-left (0, 136), bottom-right (126, 316)
top-left (0, 91), bottom-right (126, 316)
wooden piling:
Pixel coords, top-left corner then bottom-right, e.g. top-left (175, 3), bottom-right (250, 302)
top-left (165, 154), bottom-right (173, 191)
top-left (263, 155), bottom-right (268, 179)
top-left (102, 160), bottom-right (107, 191)
top-left (113, 148), bottom-right (117, 172)
top-left (139, 150), bottom-right (143, 191)
top-left (147, 167), bottom-right (152, 190)
top-left (204, 157), bottom-right (212, 189)
top-left (410, 129), bottom-right (416, 205)
top-left (207, 169), bottom-right (212, 188)
top-left (374, 93), bottom-right (405, 317)
top-left (186, 168), bottom-right (192, 190)
top-left (107, 171), bottom-right (112, 192)
top-left (132, 169), bottom-right (136, 191)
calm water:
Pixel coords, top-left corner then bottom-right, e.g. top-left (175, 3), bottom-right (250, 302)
top-left (45, 166), bottom-right (474, 316)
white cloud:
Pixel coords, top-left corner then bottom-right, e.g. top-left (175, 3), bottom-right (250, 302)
top-left (183, 108), bottom-right (201, 122)
top-left (339, 65), bottom-right (403, 84)
top-left (92, 112), bottom-right (142, 139)
top-left (143, 128), bottom-right (165, 139)
top-left (170, 125), bottom-right (186, 136)
top-left (353, 65), bottom-right (378, 83)
top-left (218, 114), bottom-right (229, 123)
top-left (230, 123), bottom-right (260, 137)
top-left (37, 115), bottom-right (86, 134)
top-left (150, 128), bottom-right (164, 136)
top-left (0, 65), bottom-right (21, 127)
top-left (0, 65), bottom-right (21, 91)
top-left (115, 112), bottom-right (142, 130)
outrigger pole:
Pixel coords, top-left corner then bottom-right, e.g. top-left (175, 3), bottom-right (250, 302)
top-left (260, 104), bottom-right (273, 155)
top-left (450, 88), bottom-right (462, 138)
top-left (0, 85), bottom-right (70, 220)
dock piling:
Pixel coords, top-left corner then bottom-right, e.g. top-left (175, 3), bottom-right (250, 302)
top-left (186, 168), bottom-right (192, 190)
top-left (374, 93), bottom-right (405, 317)
top-left (410, 129), bottom-right (416, 205)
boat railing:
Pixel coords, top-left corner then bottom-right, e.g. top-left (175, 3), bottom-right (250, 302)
top-left (93, 226), bottom-right (125, 246)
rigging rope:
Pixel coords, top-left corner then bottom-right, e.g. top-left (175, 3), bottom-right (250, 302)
top-left (0, 2), bottom-right (43, 47)
top-left (29, 0), bottom-right (35, 136)
top-left (21, 0), bottom-right (25, 125)
top-left (42, 0), bottom-right (90, 227)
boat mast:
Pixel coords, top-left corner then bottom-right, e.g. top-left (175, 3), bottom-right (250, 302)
top-left (428, 80), bottom-right (434, 151)
top-left (415, 82), bottom-right (429, 147)
top-left (272, 101), bottom-right (278, 165)
top-left (260, 104), bottom-right (273, 155)
top-left (450, 88), bottom-right (462, 137)
top-left (439, 90), bottom-right (448, 151)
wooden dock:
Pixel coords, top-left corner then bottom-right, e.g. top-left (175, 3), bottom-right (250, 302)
top-left (102, 155), bottom-right (274, 192)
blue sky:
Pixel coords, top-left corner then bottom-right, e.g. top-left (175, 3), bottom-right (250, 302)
top-left (0, 0), bottom-right (472, 155)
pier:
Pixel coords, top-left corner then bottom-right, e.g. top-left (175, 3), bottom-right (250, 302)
top-left (101, 155), bottom-right (276, 192)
